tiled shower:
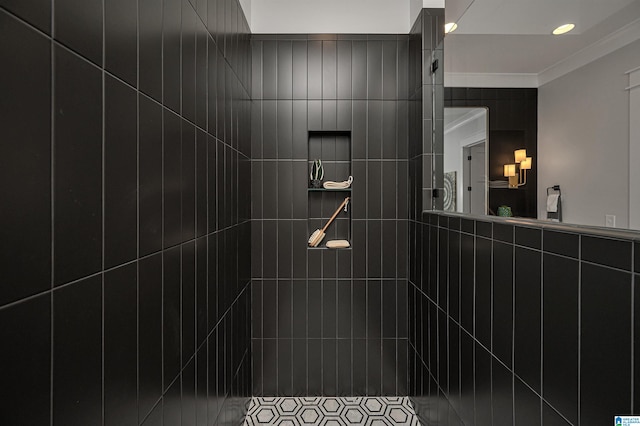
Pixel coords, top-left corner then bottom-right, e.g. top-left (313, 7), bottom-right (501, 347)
top-left (2, 1), bottom-right (640, 426)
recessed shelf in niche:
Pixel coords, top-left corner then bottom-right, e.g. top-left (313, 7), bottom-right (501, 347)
top-left (307, 188), bottom-right (352, 192)
top-left (307, 246), bottom-right (352, 251)
top-left (307, 130), bottom-right (352, 248)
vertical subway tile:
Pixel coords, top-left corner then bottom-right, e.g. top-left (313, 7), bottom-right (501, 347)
top-left (367, 100), bottom-right (382, 159)
top-left (139, 95), bottom-right (163, 256)
top-left (182, 121), bottom-right (196, 240)
top-left (277, 40), bottom-right (293, 100)
top-left (54, 46), bottom-right (102, 286)
top-left (543, 253), bottom-right (579, 424)
top-left (55, 0), bottom-right (103, 65)
top-left (322, 280), bottom-right (337, 338)
top-left (308, 338), bottom-right (322, 395)
top-left (475, 343), bottom-right (492, 425)
top-left (0, 14), bottom-right (51, 304)
top-left (163, 110), bottom-right (182, 248)
top-left (366, 41), bottom-right (382, 99)
top-left (581, 263), bottom-right (631, 424)
top-left (277, 338), bottom-right (293, 395)
top-left (514, 376), bottom-right (540, 425)
top-left (307, 40), bottom-right (322, 99)
top-left (163, 246), bottom-right (182, 388)
top-left (351, 40), bottom-right (367, 99)
top-left (182, 242), bottom-right (196, 363)
top-left (322, 40), bottom-right (337, 99)
top-left (139, 254), bottom-right (163, 422)
top-left (104, 263), bottom-right (137, 426)
top-left (278, 280), bottom-right (293, 338)
top-left (104, 75), bottom-right (138, 269)
top-left (195, 21), bottom-right (208, 130)
top-left (581, 235), bottom-right (632, 271)
top-left (382, 40), bottom-right (397, 100)
top-left (139, 0), bottom-right (163, 100)
top-left (0, 0), bottom-right (50, 33)
top-left (163, 377), bottom-right (182, 425)
top-left (292, 40), bottom-right (308, 100)
top-left (105, 0), bottom-right (138, 86)
top-left (195, 131), bottom-right (207, 238)
top-left (292, 339), bottom-right (307, 393)
top-left (514, 247), bottom-right (541, 392)
top-left (53, 276), bottom-right (103, 425)
top-left (367, 339), bottom-right (382, 395)
top-left (543, 230), bottom-right (578, 259)
top-left (353, 339), bottom-right (367, 395)
top-left (475, 236), bottom-right (491, 348)
top-left (277, 100), bottom-right (293, 158)
top-left (337, 40), bottom-right (352, 99)
top-left (0, 293), bottom-right (51, 425)
top-left (492, 241), bottom-right (513, 367)
top-left (162, 0), bottom-right (181, 112)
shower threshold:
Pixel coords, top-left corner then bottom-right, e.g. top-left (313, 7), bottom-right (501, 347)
top-left (243, 396), bottom-right (420, 425)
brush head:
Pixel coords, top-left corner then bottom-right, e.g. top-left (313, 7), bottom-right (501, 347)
top-left (308, 229), bottom-right (325, 247)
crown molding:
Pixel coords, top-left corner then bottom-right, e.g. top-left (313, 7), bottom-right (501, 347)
top-left (538, 17), bottom-right (640, 86)
top-left (444, 109), bottom-right (486, 135)
top-left (445, 72), bottom-right (539, 88)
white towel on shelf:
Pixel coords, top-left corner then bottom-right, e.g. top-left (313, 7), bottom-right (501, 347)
top-left (323, 176), bottom-right (353, 189)
top-left (547, 194), bottom-right (559, 212)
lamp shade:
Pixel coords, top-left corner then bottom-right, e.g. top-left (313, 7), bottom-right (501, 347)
top-left (521, 157), bottom-right (532, 170)
top-left (503, 164), bottom-right (516, 177)
top-left (514, 149), bottom-right (527, 163)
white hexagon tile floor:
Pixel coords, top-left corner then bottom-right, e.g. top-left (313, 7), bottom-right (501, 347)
top-left (243, 396), bottom-right (421, 426)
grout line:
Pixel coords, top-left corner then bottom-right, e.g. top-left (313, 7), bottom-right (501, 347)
top-left (540, 232), bottom-right (544, 423)
top-left (49, 1), bottom-right (56, 424)
top-left (577, 234), bottom-right (582, 425)
top-left (632, 241), bottom-right (636, 415)
top-left (136, 0), bottom-right (141, 418)
top-left (512, 230), bottom-right (516, 426)
top-left (101, 0), bottom-right (106, 418)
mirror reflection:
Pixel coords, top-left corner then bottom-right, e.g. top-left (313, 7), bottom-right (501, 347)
top-left (443, 107), bottom-right (487, 215)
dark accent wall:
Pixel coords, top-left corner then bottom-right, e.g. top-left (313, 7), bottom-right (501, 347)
top-left (250, 33), bottom-right (411, 396)
top-left (445, 88), bottom-right (538, 218)
top-left (410, 210), bottom-right (639, 425)
top-left (0, 0), bottom-right (251, 425)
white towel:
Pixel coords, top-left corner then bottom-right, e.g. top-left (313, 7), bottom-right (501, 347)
top-left (323, 176), bottom-right (353, 189)
top-left (547, 194), bottom-right (559, 212)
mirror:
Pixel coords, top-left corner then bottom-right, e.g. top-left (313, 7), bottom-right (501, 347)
top-left (439, 0), bottom-right (640, 230)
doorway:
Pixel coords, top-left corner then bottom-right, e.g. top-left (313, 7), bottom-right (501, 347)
top-left (463, 141), bottom-right (486, 215)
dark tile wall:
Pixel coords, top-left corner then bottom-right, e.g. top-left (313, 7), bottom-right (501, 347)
top-left (444, 88), bottom-right (538, 218)
top-left (250, 33), bottom-right (410, 396)
top-left (408, 10), bottom-right (444, 218)
top-left (0, 0), bottom-right (251, 424)
top-left (407, 7), bottom-right (448, 422)
top-left (410, 211), bottom-right (639, 425)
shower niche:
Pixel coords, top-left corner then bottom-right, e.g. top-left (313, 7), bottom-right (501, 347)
top-left (307, 130), bottom-right (352, 248)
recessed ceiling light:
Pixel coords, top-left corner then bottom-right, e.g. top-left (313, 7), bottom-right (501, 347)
top-left (444, 22), bottom-right (458, 34)
top-left (552, 23), bottom-right (575, 35)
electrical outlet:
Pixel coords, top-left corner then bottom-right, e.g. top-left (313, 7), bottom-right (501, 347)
top-left (605, 214), bottom-right (616, 228)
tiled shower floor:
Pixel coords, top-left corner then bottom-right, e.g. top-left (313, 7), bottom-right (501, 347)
top-left (243, 396), bottom-right (421, 425)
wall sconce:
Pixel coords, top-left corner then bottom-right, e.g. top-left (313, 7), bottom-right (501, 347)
top-left (504, 149), bottom-right (532, 189)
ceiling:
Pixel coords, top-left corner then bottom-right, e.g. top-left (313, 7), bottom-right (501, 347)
top-left (444, 0), bottom-right (640, 85)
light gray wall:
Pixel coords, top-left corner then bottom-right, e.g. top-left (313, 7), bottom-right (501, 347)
top-left (538, 38), bottom-right (640, 228)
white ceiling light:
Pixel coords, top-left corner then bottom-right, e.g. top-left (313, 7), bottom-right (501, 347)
top-left (552, 23), bottom-right (576, 35)
top-left (445, 22), bottom-right (458, 33)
